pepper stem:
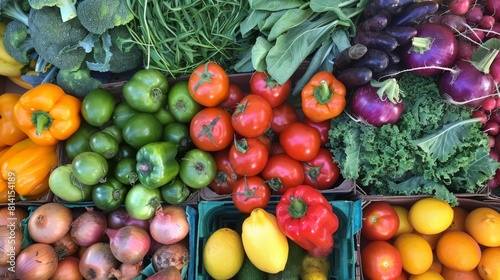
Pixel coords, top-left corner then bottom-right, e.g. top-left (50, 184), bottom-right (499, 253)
top-left (287, 196), bottom-right (308, 218)
top-left (31, 111), bottom-right (53, 136)
top-left (313, 80), bottom-right (333, 104)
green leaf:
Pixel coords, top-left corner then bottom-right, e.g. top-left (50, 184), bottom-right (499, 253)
top-left (252, 36), bottom-right (273, 72)
top-left (387, 176), bottom-right (458, 206)
top-left (343, 127), bottom-right (361, 179)
top-left (411, 118), bottom-right (482, 162)
top-left (311, 0), bottom-right (360, 11)
top-left (268, 8), bottom-right (314, 41)
top-left (463, 149), bottom-right (500, 188)
top-left (260, 10), bottom-right (287, 33)
top-left (233, 49), bottom-right (255, 73)
top-left (240, 10), bottom-right (271, 37)
top-left (471, 38), bottom-right (500, 63)
top-left (249, 0), bottom-right (306, 11)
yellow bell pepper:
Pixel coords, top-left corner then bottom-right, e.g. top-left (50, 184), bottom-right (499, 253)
top-left (0, 93), bottom-right (28, 147)
top-left (0, 138), bottom-right (58, 197)
top-left (241, 208), bottom-right (289, 273)
top-left (13, 83), bottom-right (81, 146)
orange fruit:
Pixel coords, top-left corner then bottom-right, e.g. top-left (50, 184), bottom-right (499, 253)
top-left (435, 231), bottom-right (481, 272)
top-left (393, 233), bottom-right (433, 275)
top-left (408, 198), bottom-right (454, 235)
top-left (393, 205), bottom-right (414, 237)
top-left (413, 231), bottom-right (443, 250)
top-left (477, 247), bottom-right (500, 280)
top-left (408, 270), bottom-right (444, 280)
top-left (429, 253), bottom-right (443, 274)
top-left (440, 266), bottom-right (482, 280)
top-left (444, 206), bottom-right (469, 232)
top-left (464, 207), bottom-right (500, 247)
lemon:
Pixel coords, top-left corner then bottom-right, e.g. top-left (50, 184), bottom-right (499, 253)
top-left (393, 205), bottom-right (413, 237)
top-left (408, 197), bottom-right (454, 235)
top-left (203, 228), bottom-right (244, 280)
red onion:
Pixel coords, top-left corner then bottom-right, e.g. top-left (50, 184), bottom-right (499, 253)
top-left (108, 261), bottom-right (145, 280)
top-left (51, 231), bottom-right (79, 258)
top-left (50, 256), bottom-right (83, 280)
top-left (79, 242), bottom-right (119, 280)
top-left (71, 209), bottom-right (107, 247)
top-left (28, 202), bottom-right (73, 244)
top-left (107, 207), bottom-right (150, 232)
top-left (0, 265), bottom-right (15, 280)
top-left (149, 206), bottom-right (189, 245)
top-left (15, 243), bottom-right (58, 280)
top-left (106, 225), bottom-right (151, 264)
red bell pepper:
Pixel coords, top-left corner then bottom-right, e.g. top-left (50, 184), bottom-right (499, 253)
top-left (275, 185), bottom-right (339, 251)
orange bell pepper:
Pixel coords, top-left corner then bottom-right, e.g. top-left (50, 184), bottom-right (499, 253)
top-left (0, 93), bottom-right (28, 147)
top-left (301, 71), bottom-right (347, 122)
top-left (13, 83), bottom-right (81, 146)
top-left (0, 138), bottom-right (58, 197)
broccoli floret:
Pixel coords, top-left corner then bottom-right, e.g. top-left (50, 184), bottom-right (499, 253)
top-left (3, 20), bottom-right (34, 64)
top-left (0, 1), bottom-right (29, 26)
top-left (28, 0), bottom-right (77, 22)
top-left (76, 0), bottom-right (133, 35)
top-left (28, 6), bottom-right (88, 71)
top-left (56, 66), bottom-right (102, 98)
top-left (87, 25), bottom-right (142, 73)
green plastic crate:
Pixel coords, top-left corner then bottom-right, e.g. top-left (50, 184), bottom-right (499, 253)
top-left (196, 199), bottom-right (362, 279)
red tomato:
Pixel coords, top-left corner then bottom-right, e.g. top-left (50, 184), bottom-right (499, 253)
top-left (232, 175), bottom-right (271, 213)
top-left (218, 84), bottom-right (245, 113)
top-left (279, 122), bottom-right (321, 161)
top-left (302, 148), bottom-right (340, 190)
top-left (261, 153), bottom-right (305, 195)
top-left (361, 241), bottom-right (403, 280)
top-left (249, 71), bottom-right (292, 108)
top-left (303, 116), bottom-right (331, 146)
top-left (270, 142), bottom-right (285, 156)
top-left (362, 202), bottom-right (400, 241)
top-left (208, 148), bottom-right (241, 195)
top-left (190, 107), bottom-right (234, 152)
top-left (257, 133), bottom-right (273, 154)
top-left (228, 137), bottom-right (269, 176)
top-left (270, 101), bottom-right (300, 134)
top-left (231, 94), bottom-right (273, 138)
top-left (188, 62), bottom-right (229, 107)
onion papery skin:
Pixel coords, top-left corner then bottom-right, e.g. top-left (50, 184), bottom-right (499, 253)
top-left (71, 209), bottom-right (107, 247)
top-left (51, 231), bottom-right (79, 258)
top-left (107, 207), bottom-right (150, 232)
top-left (0, 265), bottom-right (16, 279)
top-left (15, 243), bottom-right (58, 280)
top-left (50, 256), bottom-right (83, 280)
top-left (0, 207), bottom-right (28, 230)
top-left (79, 242), bottom-right (120, 280)
top-left (28, 202), bottom-right (73, 244)
top-left (107, 225), bottom-right (151, 264)
top-left (351, 85), bottom-right (405, 127)
top-left (0, 227), bottom-right (22, 263)
top-left (108, 261), bottom-right (145, 280)
top-left (149, 206), bottom-right (189, 245)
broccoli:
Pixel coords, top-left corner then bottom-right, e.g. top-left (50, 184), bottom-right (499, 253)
top-left (56, 66), bottom-right (102, 98)
top-left (28, 6), bottom-right (88, 71)
top-left (76, 0), bottom-right (133, 35)
top-left (0, 0), bottom-right (29, 26)
top-left (28, 0), bottom-right (77, 22)
top-left (3, 20), bottom-right (34, 64)
top-left (87, 25), bottom-right (142, 73)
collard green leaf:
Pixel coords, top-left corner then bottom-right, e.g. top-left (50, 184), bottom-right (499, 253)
top-left (260, 10), bottom-right (287, 33)
top-left (252, 36), bottom-right (273, 72)
top-left (233, 49), bottom-right (255, 73)
top-left (268, 8), bottom-right (314, 41)
top-left (249, 0), bottom-right (306, 11)
top-left (240, 10), bottom-right (270, 37)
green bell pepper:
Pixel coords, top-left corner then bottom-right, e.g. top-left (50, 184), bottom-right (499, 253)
top-left (122, 69), bottom-right (169, 113)
top-left (136, 142), bottom-right (179, 189)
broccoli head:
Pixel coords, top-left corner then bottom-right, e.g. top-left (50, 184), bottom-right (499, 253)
top-left (76, 0), bottom-right (134, 35)
top-left (28, 0), bottom-right (77, 22)
top-left (56, 66), bottom-right (102, 98)
top-left (87, 25), bottom-right (142, 73)
top-left (28, 6), bottom-right (88, 71)
top-left (0, 0), bottom-right (29, 26)
top-left (3, 20), bottom-right (34, 64)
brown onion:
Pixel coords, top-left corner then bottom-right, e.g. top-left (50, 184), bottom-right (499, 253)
top-left (0, 227), bottom-right (23, 263)
top-left (149, 206), bottom-right (189, 245)
top-left (107, 225), bottom-right (151, 264)
top-left (49, 256), bottom-right (82, 280)
top-left (0, 265), bottom-right (15, 280)
top-left (51, 231), bottom-right (79, 258)
top-left (145, 266), bottom-right (182, 280)
top-left (15, 243), bottom-right (58, 280)
top-left (108, 261), bottom-right (145, 280)
top-left (107, 207), bottom-right (150, 232)
top-left (71, 209), bottom-right (107, 247)
top-left (0, 207), bottom-right (28, 230)
top-left (28, 202), bottom-right (72, 244)
top-left (152, 243), bottom-right (189, 272)
top-left (79, 242), bottom-right (119, 280)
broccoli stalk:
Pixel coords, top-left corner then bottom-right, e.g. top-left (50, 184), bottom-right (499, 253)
top-left (3, 20), bottom-right (34, 64)
top-left (28, 0), bottom-right (77, 22)
top-left (0, 1), bottom-right (29, 26)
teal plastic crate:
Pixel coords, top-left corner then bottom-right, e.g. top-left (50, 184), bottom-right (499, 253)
top-left (196, 199), bottom-right (362, 279)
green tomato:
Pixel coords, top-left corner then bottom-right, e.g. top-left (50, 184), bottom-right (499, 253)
top-left (114, 144), bottom-right (136, 161)
top-left (125, 183), bottom-right (162, 220)
top-left (122, 113), bottom-right (163, 149)
top-left (92, 177), bottom-right (129, 212)
top-left (179, 148), bottom-right (216, 189)
top-left (167, 81), bottom-right (202, 123)
top-left (112, 102), bottom-right (139, 128)
top-left (160, 177), bottom-right (190, 205)
top-left (81, 89), bottom-right (116, 127)
top-left (48, 164), bottom-right (93, 202)
top-left (65, 121), bottom-right (98, 161)
top-left (162, 122), bottom-right (193, 155)
top-left (102, 124), bottom-right (123, 144)
top-left (114, 158), bottom-right (138, 185)
top-left (154, 106), bottom-right (176, 126)
top-left (71, 152), bottom-right (109, 185)
top-left (122, 69), bottom-right (169, 113)
top-left (89, 131), bottom-right (119, 159)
